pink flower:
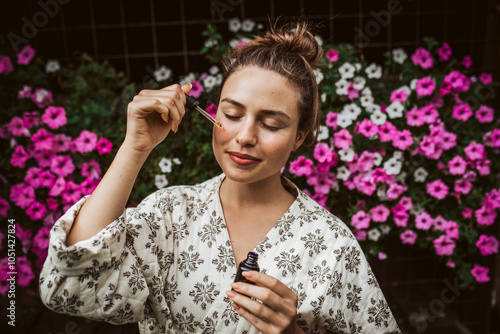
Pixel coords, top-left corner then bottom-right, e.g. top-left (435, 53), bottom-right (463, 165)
top-left (0, 56), bottom-right (14, 74)
top-left (11, 145), bottom-right (30, 168)
top-left (289, 156), bottom-right (313, 176)
top-left (34, 150), bottom-right (56, 168)
top-left (356, 151), bottom-right (376, 172)
top-left (306, 169), bottom-right (335, 195)
top-left (206, 103), bottom-right (218, 118)
top-left (454, 178), bottom-right (472, 195)
top-left (415, 77), bottom-right (436, 98)
top-left (476, 235), bottom-right (499, 256)
top-left (462, 55), bottom-right (472, 68)
top-left (354, 174), bottom-right (376, 196)
top-left (16, 256), bottom-right (35, 287)
top-left (433, 215), bottom-right (448, 230)
top-left (189, 80), bottom-right (204, 98)
top-left (333, 129), bottom-right (352, 150)
top-left (17, 45), bottom-right (35, 65)
top-left (371, 168), bottom-right (387, 183)
top-left (25, 167), bottom-right (44, 188)
top-left (390, 89), bottom-right (409, 103)
top-left (46, 198), bottom-right (58, 211)
top-left (353, 229), bottom-right (367, 241)
top-left (444, 71), bottom-right (470, 92)
top-left (400, 230), bottom-right (417, 245)
top-left (347, 83), bottom-right (359, 100)
top-left (80, 177), bottom-right (99, 196)
top-left (452, 104), bottom-right (473, 122)
top-left (406, 108), bottom-right (425, 127)
top-left (96, 137), bottom-right (113, 155)
top-left (475, 205), bottom-right (496, 226)
top-left (445, 221), bottom-right (459, 239)
top-left (357, 119), bottom-right (378, 137)
top-left (420, 105), bottom-right (439, 124)
top-left (31, 128), bottom-right (54, 151)
top-left (33, 226), bottom-right (51, 251)
top-left (476, 159), bottom-right (491, 176)
top-left (411, 47), bottom-right (433, 69)
top-left (326, 49), bottom-right (339, 62)
top-left (62, 181), bottom-right (82, 205)
top-left (479, 73), bottom-right (493, 85)
top-left (53, 134), bottom-right (72, 152)
top-left (392, 204), bottom-right (409, 227)
top-left (378, 252), bottom-right (387, 260)
top-left (438, 43), bottom-right (452, 61)
top-left (81, 160), bottom-right (102, 179)
top-left (398, 196), bottom-right (413, 211)
top-left (441, 130), bottom-right (457, 150)
top-left (49, 177), bottom-right (66, 197)
top-left (10, 183), bottom-right (35, 209)
top-left (386, 183), bottom-right (407, 200)
top-left (42, 106), bottom-right (66, 129)
top-left (0, 197), bottom-right (10, 217)
top-left (7, 117), bottom-right (30, 136)
top-left (471, 264), bottom-right (490, 283)
top-left (15, 224), bottom-right (32, 254)
top-left (352, 210), bottom-right (371, 229)
top-left (462, 208), bottom-right (473, 219)
top-left (483, 129), bottom-right (500, 147)
top-left (464, 141), bottom-right (485, 161)
top-left (370, 204), bottom-right (390, 222)
top-left (426, 179), bottom-right (449, 199)
top-left (18, 85), bottom-right (32, 99)
top-left (393, 130), bottom-right (413, 150)
top-left (314, 143), bottom-right (334, 164)
top-left (378, 122), bottom-right (397, 142)
top-left (433, 235), bottom-right (456, 256)
top-left (26, 201), bottom-right (47, 221)
top-left (415, 211), bottom-right (434, 230)
top-left (50, 155), bottom-right (75, 177)
top-left (325, 112), bottom-right (338, 130)
top-left (73, 130), bottom-right (97, 153)
top-left (475, 105), bottom-right (494, 123)
top-left (448, 156), bottom-right (467, 175)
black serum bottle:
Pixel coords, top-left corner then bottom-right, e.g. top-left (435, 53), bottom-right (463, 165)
top-left (234, 252), bottom-right (260, 285)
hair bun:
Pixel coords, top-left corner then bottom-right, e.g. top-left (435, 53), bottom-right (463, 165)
top-left (262, 21), bottom-right (323, 69)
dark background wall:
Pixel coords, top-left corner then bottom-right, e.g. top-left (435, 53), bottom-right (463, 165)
top-left (2, 1), bottom-right (500, 333)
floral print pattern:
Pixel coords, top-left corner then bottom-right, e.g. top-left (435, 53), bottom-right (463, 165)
top-left (40, 174), bottom-right (400, 333)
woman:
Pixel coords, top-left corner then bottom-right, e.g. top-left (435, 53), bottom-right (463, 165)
top-left (40, 22), bottom-right (400, 333)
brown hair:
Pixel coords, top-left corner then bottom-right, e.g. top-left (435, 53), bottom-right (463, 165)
top-left (220, 21), bottom-right (323, 148)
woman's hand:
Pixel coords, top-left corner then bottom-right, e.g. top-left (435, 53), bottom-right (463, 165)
top-left (123, 83), bottom-right (191, 153)
top-left (226, 271), bottom-right (305, 334)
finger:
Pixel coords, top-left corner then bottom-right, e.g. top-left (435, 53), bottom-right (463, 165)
top-left (129, 97), bottom-right (169, 121)
top-left (135, 93), bottom-right (184, 131)
top-left (226, 290), bottom-right (277, 326)
top-left (230, 302), bottom-right (275, 334)
top-left (242, 271), bottom-right (294, 299)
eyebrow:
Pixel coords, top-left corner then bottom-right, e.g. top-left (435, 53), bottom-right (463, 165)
top-left (220, 97), bottom-right (291, 120)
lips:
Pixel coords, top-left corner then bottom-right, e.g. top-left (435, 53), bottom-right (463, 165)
top-left (228, 151), bottom-right (261, 165)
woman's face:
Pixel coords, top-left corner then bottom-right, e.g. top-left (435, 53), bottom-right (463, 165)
top-left (212, 66), bottom-right (306, 185)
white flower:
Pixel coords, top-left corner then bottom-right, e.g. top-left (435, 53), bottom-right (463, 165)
top-left (173, 157), bottom-right (182, 165)
top-left (204, 39), bottom-right (214, 48)
top-left (414, 167), bottom-right (428, 182)
top-left (45, 59), bottom-right (60, 73)
top-left (386, 101), bottom-right (404, 119)
top-left (395, 171), bottom-right (408, 183)
top-left (383, 157), bottom-right (402, 175)
top-left (410, 206), bottom-right (425, 216)
top-left (159, 158), bottom-right (173, 173)
top-left (155, 174), bottom-right (169, 189)
top-left (354, 63), bottom-right (362, 71)
top-left (377, 185), bottom-right (389, 201)
top-left (336, 165), bottom-right (351, 181)
top-left (392, 48), bottom-right (408, 64)
top-left (393, 150), bottom-right (403, 160)
top-left (314, 69), bottom-right (324, 84)
top-left (368, 228), bottom-right (381, 241)
top-left (315, 125), bottom-right (329, 142)
top-left (179, 72), bottom-right (195, 86)
top-left (314, 35), bottom-right (323, 46)
top-left (257, 23), bottom-right (264, 29)
top-left (229, 38), bottom-right (241, 49)
top-left (410, 78), bottom-right (418, 90)
top-left (228, 18), bottom-right (241, 32)
top-left (34, 88), bottom-right (50, 104)
top-left (380, 224), bottom-right (391, 234)
top-left (320, 92), bottom-right (327, 103)
top-left (208, 65), bottom-right (219, 75)
top-left (335, 79), bottom-right (349, 95)
top-left (352, 76), bottom-right (366, 90)
top-left (215, 73), bottom-right (223, 85)
top-left (342, 103), bottom-right (362, 121)
top-left (365, 103), bottom-right (381, 113)
top-left (337, 113), bottom-right (353, 128)
top-left (339, 148), bottom-right (355, 162)
top-left (154, 65), bottom-right (172, 82)
top-left (365, 63), bottom-right (382, 79)
top-left (241, 18), bottom-right (255, 32)
top-left (370, 110), bottom-right (387, 125)
top-left (397, 85), bottom-right (412, 96)
top-left (203, 75), bottom-right (217, 91)
top-left (373, 153), bottom-right (383, 166)
top-left (360, 95), bottom-right (374, 108)
top-left (361, 86), bottom-right (372, 96)
top-left (338, 62), bottom-right (356, 79)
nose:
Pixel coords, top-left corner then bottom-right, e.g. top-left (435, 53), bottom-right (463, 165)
top-left (235, 118), bottom-right (258, 147)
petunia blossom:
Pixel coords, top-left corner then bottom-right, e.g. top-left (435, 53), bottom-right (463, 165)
top-left (326, 49), bottom-right (339, 62)
top-left (370, 204), bottom-right (390, 222)
top-left (400, 230), bottom-right (417, 245)
top-left (448, 156), bottom-right (467, 175)
top-left (73, 130), bottom-right (97, 153)
top-left (433, 235), bottom-right (456, 256)
top-left (42, 106), bottom-right (66, 129)
top-left (415, 77), bottom-right (436, 98)
top-left (476, 235), bottom-right (499, 256)
top-left (475, 105), bottom-right (494, 123)
top-left (352, 210), bottom-right (371, 229)
top-left (415, 211), bottom-right (434, 230)
top-left (96, 137), bottom-right (113, 155)
top-left (289, 156), bottom-right (313, 176)
top-left (17, 45), bottom-right (35, 65)
top-left (426, 179), bottom-right (449, 200)
top-left (471, 264), bottom-right (490, 283)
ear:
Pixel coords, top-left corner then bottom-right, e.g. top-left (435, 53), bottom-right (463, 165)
top-left (294, 130), bottom-right (308, 150)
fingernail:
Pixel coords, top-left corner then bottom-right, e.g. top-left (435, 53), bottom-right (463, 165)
top-left (231, 283), bottom-right (241, 290)
top-left (232, 303), bottom-right (240, 310)
top-left (242, 271), bottom-right (253, 278)
top-left (188, 83), bottom-right (192, 89)
top-left (226, 290), bottom-right (235, 298)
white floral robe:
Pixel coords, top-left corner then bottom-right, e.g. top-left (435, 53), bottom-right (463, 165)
top-left (39, 174), bottom-right (400, 334)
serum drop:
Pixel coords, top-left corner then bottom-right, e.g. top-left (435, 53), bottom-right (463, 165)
top-left (234, 252), bottom-right (260, 285)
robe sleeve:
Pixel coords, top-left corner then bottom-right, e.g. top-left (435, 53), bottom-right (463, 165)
top-left (39, 192), bottom-right (172, 325)
top-left (318, 238), bottom-right (401, 333)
